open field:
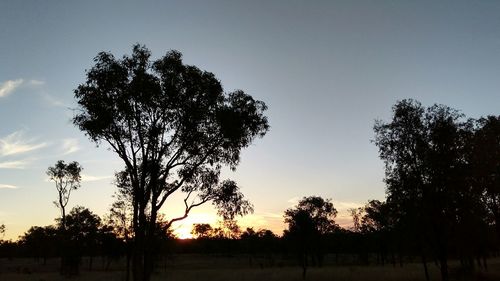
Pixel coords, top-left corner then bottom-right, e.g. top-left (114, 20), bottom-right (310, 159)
top-left (1, 255), bottom-right (499, 281)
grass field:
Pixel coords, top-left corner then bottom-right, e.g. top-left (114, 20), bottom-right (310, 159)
top-left (1, 255), bottom-right (499, 281)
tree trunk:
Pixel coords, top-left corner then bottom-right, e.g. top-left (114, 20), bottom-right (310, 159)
top-left (301, 253), bottom-right (307, 280)
top-left (439, 256), bottom-right (449, 281)
top-left (421, 254), bottom-right (430, 281)
top-left (494, 209), bottom-right (500, 241)
top-left (132, 200), bottom-right (146, 281)
top-left (142, 208), bottom-right (158, 281)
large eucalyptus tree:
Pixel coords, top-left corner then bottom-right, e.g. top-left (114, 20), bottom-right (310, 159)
top-left (73, 45), bottom-right (269, 281)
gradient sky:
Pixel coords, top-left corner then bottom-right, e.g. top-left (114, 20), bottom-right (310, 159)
top-left (1, 0), bottom-right (500, 240)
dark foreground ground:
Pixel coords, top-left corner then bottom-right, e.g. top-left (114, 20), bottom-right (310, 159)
top-left (1, 254), bottom-right (499, 281)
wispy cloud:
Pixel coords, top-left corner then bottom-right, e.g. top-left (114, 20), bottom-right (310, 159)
top-left (0, 160), bottom-right (29, 169)
top-left (39, 91), bottom-right (67, 107)
top-left (61, 138), bottom-right (80, 155)
top-left (287, 196), bottom-right (300, 206)
top-left (333, 201), bottom-right (363, 210)
top-left (0, 79), bottom-right (24, 98)
top-left (258, 212), bottom-right (283, 219)
top-left (0, 79), bottom-right (60, 107)
top-left (81, 174), bottom-right (112, 182)
top-left (45, 174), bottom-right (112, 183)
top-left (0, 184), bottom-right (18, 189)
top-left (28, 80), bottom-right (45, 86)
top-left (0, 131), bottom-right (48, 157)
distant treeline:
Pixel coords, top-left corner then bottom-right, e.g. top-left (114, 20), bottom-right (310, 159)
top-left (0, 199), bottom-right (498, 271)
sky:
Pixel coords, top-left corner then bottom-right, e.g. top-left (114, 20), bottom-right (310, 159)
top-left (1, 0), bottom-right (500, 240)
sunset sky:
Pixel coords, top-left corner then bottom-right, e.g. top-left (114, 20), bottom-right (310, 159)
top-left (1, 1), bottom-right (500, 240)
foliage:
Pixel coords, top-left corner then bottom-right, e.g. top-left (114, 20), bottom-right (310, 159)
top-left (0, 223), bottom-right (5, 239)
top-left (19, 225), bottom-right (59, 262)
top-left (360, 200), bottom-right (393, 233)
top-left (284, 196), bottom-right (338, 236)
top-left (472, 116), bottom-right (500, 235)
top-left (106, 171), bottom-right (134, 241)
top-left (348, 207), bottom-right (363, 232)
top-left (63, 206), bottom-right (102, 244)
top-left (190, 220), bottom-right (242, 239)
top-left (191, 223), bottom-right (213, 239)
top-left (373, 99), bottom-right (491, 281)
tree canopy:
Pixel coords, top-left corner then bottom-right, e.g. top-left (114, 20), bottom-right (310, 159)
top-left (46, 160), bottom-right (83, 230)
top-left (284, 196), bottom-right (338, 236)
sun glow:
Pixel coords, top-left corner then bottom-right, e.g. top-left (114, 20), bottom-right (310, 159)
top-left (168, 212), bottom-right (218, 239)
top-left (174, 226), bottom-right (194, 239)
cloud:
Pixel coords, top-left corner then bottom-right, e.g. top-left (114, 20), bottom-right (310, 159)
top-left (258, 212), bottom-right (283, 219)
top-left (0, 160), bottom-right (29, 169)
top-left (287, 196), bottom-right (300, 206)
top-left (81, 174), bottom-right (112, 182)
top-left (0, 184), bottom-right (18, 189)
top-left (0, 131), bottom-right (47, 157)
top-left (0, 79), bottom-right (23, 97)
top-left (61, 138), bottom-right (80, 155)
top-left (39, 91), bottom-right (67, 107)
top-left (28, 80), bottom-right (45, 86)
top-left (45, 174), bottom-right (112, 183)
top-left (333, 201), bottom-right (364, 210)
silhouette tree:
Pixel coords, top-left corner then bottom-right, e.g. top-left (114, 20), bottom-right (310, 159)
top-left (359, 200), bottom-right (396, 265)
top-left (191, 223), bottom-right (213, 239)
top-left (284, 196), bottom-right (338, 278)
top-left (98, 224), bottom-right (124, 271)
top-left (374, 99), bottom-right (475, 281)
top-left (107, 191), bottom-right (133, 242)
top-left (285, 196), bottom-right (338, 235)
top-left (19, 225), bottom-right (58, 265)
top-left (212, 219), bottom-right (242, 239)
top-left (360, 200), bottom-right (391, 233)
top-left (348, 207), bottom-right (363, 232)
top-left (106, 171), bottom-right (135, 281)
top-left (62, 206), bottom-right (102, 271)
top-left (472, 116), bottom-right (500, 239)
top-left (0, 224), bottom-right (4, 239)
top-left (46, 160), bottom-right (82, 230)
top-left (73, 44), bottom-right (269, 281)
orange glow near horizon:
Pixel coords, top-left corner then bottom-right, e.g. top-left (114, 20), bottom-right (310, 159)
top-left (173, 226), bottom-right (194, 239)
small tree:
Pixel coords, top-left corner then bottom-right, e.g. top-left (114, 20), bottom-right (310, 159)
top-left (212, 219), bottom-right (241, 239)
top-left (47, 160), bottom-right (82, 230)
top-left (63, 206), bottom-right (102, 271)
top-left (191, 223), bottom-right (213, 239)
top-left (348, 207), bottom-right (364, 232)
top-left (107, 171), bottom-right (134, 241)
top-left (285, 196), bottom-right (338, 235)
top-left (19, 225), bottom-right (58, 265)
top-left (106, 171), bottom-right (135, 281)
top-left (284, 196), bottom-right (338, 278)
top-left (0, 224), bottom-right (4, 239)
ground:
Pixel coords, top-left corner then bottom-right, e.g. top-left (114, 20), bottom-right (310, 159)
top-left (1, 255), bottom-right (498, 281)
